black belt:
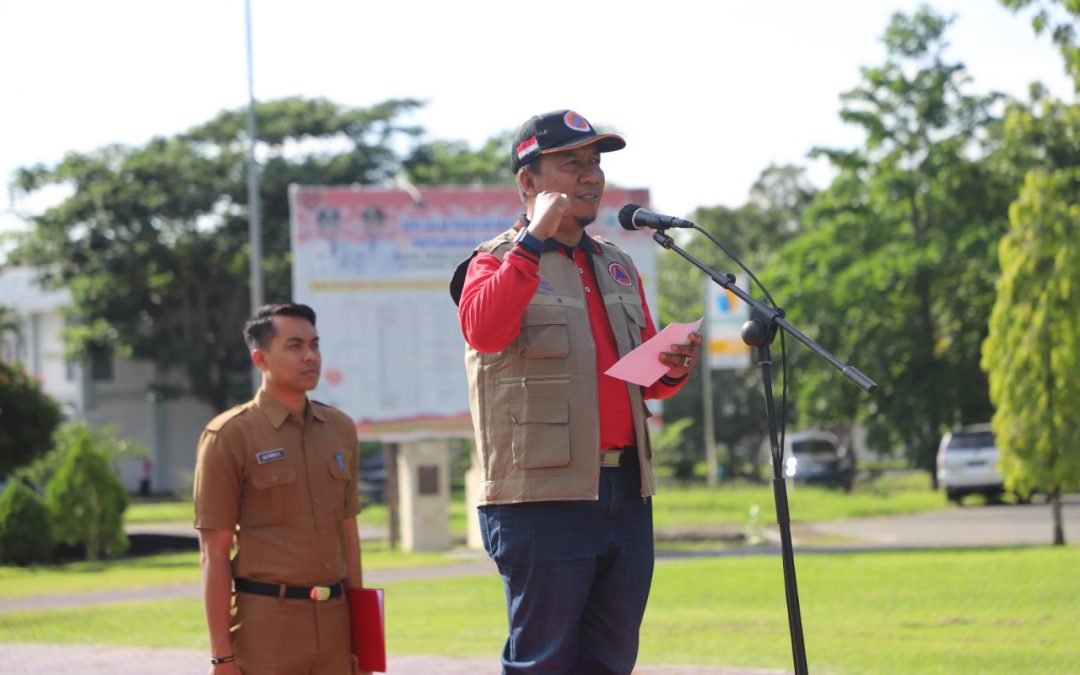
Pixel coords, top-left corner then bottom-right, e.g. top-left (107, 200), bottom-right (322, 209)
top-left (234, 578), bottom-right (345, 602)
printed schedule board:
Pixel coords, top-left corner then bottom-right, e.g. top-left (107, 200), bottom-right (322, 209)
top-left (290, 185), bottom-right (657, 440)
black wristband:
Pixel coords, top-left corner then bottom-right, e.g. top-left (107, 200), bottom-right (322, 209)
top-left (210, 655), bottom-right (235, 665)
top-left (514, 229), bottom-right (544, 256)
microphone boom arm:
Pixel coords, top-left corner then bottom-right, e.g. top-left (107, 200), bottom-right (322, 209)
top-left (651, 231), bottom-right (876, 393)
top-left (651, 228), bottom-right (875, 675)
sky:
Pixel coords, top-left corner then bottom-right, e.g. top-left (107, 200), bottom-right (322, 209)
top-left (0, 0), bottom-right (1074, 239)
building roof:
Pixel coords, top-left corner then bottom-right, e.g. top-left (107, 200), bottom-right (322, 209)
top-left (0, 267), bottom-right (70, 314)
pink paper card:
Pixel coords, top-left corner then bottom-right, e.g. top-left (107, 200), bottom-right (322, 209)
top-left (604, 317), bottom-right (703, 387)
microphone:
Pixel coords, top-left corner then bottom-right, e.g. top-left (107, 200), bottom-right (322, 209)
top-left (618, 204), bottom-right (695, 231)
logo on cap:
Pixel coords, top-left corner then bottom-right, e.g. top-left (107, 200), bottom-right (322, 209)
top-left (564, 111), bottom-right (592, 133)
top-left (608, 262), bottom-right (633, 287)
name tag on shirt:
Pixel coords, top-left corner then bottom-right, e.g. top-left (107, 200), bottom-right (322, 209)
top-left (257, 448), bottom-right (286, 464)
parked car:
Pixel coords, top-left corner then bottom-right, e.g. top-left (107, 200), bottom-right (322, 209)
top-left (780, 431), bottom-right (856, 491)
top-left (936, 424), bottom-right (1007, 504)
top-left (359, 452), bottom-right (387, 504)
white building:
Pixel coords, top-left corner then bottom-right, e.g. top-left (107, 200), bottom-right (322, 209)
top-left (0, 266), bottom-right (214, 494)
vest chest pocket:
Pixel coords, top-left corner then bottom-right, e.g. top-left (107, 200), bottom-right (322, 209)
top-left (510, 398), bottom-right (570, 469)
top-left (520, 305), bottom-right (569, 358)
top-left (242, 466), bottom-right (298, 527)
top-left (614, 298), bottom-right (647, 354)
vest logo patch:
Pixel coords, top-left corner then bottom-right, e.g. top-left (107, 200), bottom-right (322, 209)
top-left (608, 262), bottom-right (633, 287)
top-left (538, 278), bottom-right (555, 293)
top-left (257, 448), bottom-right (286, 464)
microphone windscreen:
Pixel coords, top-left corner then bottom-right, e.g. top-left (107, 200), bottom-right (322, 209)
top-left (618, 204), bottom-right (642, 230)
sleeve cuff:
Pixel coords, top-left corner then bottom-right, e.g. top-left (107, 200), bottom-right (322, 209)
top-left (659, 372), bottom-right (689, 386)
top-left (514, 230), bottom-right (545, 257)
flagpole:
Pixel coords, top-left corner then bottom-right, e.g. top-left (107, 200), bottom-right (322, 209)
top-left (245, 0), bottom-right (263, 393)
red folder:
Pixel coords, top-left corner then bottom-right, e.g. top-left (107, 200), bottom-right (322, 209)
top-left (347, 587), bottom-right (386, 672)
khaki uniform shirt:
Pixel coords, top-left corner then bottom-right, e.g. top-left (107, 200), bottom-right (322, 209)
top-left (193, 390), bottom-right (360, 585)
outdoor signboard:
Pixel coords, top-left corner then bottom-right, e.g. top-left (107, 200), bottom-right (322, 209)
top-left (289, 185), bottom-right (656, 440)
top-left (705, 275), bottom-right (752, 370)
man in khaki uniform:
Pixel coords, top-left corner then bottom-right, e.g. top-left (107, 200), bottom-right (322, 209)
top-left (194, 303), bottom-right (368, 675)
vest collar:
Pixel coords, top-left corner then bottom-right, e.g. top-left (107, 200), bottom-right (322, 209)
top-left (515, 215), bottom-right (602, 256)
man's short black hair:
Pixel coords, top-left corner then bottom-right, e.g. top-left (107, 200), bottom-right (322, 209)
top-left (243, 303), bottom-right (317, 350)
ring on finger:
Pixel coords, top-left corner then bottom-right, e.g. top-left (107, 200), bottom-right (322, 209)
top-left (683, 356), bottom-right (692, 367)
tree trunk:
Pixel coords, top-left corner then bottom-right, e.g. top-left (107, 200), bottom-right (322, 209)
top-left (1051, 486), bottom-right (1065, 546)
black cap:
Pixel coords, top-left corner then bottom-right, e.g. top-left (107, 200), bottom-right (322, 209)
top-left (510, 110), bottom-right (625, 173)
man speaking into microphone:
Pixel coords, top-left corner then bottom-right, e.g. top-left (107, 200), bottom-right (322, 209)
top-left (449, 109), bottom-right (701, 674)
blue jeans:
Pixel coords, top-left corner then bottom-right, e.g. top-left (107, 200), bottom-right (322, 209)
top-left (477, 451), bottom-right (654, 675)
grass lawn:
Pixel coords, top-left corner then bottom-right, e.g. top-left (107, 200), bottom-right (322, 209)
top-left (2, 547), bottom-right (1077, 673)
top-left (653, 471), bottom-right (948, 529)
top-left (0, 540), bottom-right (462, 600)
top-left (126, 470), bottom-right (948, 535)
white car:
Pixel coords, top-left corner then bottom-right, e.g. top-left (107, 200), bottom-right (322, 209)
top-left (936, 424), bottom-right (1006, 504)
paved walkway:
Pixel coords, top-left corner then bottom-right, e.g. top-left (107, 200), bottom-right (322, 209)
top-left (0, 644), bottom-right (782, 675)
top-left (0, 541), bottom-right (782, 674)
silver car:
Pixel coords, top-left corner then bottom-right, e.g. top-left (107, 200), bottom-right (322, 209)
top-left (936, 424), bottom-right (1006, 504)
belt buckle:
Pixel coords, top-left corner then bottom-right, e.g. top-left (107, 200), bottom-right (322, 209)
top-left (600, 450), bottom-right (621, 468)
top-left (309, 585), bottom-right (332, 602)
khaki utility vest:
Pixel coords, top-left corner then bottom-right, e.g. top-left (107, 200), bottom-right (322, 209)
top-left (461, 228), bottom-right (655, 505)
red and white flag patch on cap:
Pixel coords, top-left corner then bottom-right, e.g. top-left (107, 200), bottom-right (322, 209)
top-left (516, 135), bottom-right (540, 160)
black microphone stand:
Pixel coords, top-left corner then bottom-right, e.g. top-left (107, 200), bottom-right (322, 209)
top-left (650, 229), bottom-right (876, 675)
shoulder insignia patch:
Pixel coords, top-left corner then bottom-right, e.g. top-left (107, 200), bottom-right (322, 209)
top-left (608, 262), bottom-right (633, 288)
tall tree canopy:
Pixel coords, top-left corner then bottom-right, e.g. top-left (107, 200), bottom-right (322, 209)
top-left (404, 132), bottom-right (514, 187)
top-left (981, 63), bottom-right (1080, 543)
top-left (9, 98), bottom-right (425, 411)
top-left (981, 168), bottom-right (1080, 544)
top-left (657, 164), bottom-right (816, 479)
top-left (762, 7), bottom-right (1009, 477)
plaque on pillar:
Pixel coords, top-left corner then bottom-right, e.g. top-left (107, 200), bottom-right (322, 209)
top-left (418, 465), bottom-right (439, 496)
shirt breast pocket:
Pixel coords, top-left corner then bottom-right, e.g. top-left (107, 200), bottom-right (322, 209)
top-left (327, 458), bottom-right (351, 520)
top-left (241, 466), bottom-right (297, 527)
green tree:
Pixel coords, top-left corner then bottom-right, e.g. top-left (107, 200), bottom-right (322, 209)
top-left (981, 169), bottom-right (1080, 545)
top-left (404, 132), bottom-right (514, 186)
top-left (14, 421), bottom-right (146, 491)
top-left (0, 360), bottom-right (62, 478)
top-left (764, 8), bottom-right (1009, 480)
top-left (9, 97), bottom-right (424, 411)
top-left (44, 422), bottom-right (130, 561)
top-left (0, 479), bottom-right (56, 565)
top-left (657, 165), bottom-right (815, 481)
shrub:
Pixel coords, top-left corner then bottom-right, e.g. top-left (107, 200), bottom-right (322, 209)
top-left (0, 360), bottom-right (62, 478)
top-left (44, 424), bottom-right (129, 561)
top-left (0, 480), bottom-right (56, 565)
